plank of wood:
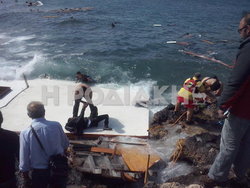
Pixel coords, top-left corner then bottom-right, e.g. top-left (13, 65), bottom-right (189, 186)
top-left (181, 50), bottom-right (233, 68)
top-left (201, 39), bottom-right (214, 45)
top-left (117, 146), bottom-right (161, 172)
top-left (90, 147), bottom-right (116, 155)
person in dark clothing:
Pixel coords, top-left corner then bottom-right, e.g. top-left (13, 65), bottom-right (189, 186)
top-left (66, 102), bottom-right (112, 135)
top-left (208, 13), bottom-right (250, 185)
top-left (0, 111), bottom-right (19, 188)
top-left (73, 83), bottom-right (94, 117)
top-left (75, 71), bottom-right (95, 84)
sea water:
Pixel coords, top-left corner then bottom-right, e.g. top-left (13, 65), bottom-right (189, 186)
top-left (0, 0), bottom-right (249, 102)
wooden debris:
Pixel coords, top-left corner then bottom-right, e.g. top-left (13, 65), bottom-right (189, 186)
top-left (181, 50), bottom-right (233, 68)
top-left (201, 40), bottom-right (214, 45)
top-left (116, 146), bottom-right (160, 172)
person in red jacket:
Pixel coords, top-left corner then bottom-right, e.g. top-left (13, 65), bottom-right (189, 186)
top-left (208, 13), bottom-right (250, 185)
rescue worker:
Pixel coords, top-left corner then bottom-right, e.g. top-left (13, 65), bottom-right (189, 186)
top-left (201, 76), bottom-right (223, 103)
top-left (175, 73), bottom-right (223, 124)
top-left (174, 73), bottom-right (203, 124)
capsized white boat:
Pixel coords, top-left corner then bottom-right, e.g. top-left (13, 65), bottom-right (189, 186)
top-left (0, 78), bottom-right (149, 137)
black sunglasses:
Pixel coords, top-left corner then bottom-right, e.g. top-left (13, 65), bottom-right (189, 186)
top-left (238, 25), bottom-right (249, 33)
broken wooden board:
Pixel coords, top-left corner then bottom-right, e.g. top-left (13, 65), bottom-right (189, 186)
top-left (116, 145), bottom-right (161, 172)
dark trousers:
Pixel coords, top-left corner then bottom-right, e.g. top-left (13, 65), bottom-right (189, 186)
top-left (90, 114), bottom-right (109, 127)
top-left (0, 177), bottom-right (16, 188)
top-left (32, 169), bottom-right (67, 188)
top-left (73, 99), bottom-right (95, 117)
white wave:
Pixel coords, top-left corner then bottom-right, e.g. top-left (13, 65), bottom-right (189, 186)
top-left (8, 45), bottom-right (26, 53)
top-left (27, 42), bottom-right (44, 46)
top-left (87, 80), bottom-right (156, 107)
top-left (3, 35), bottom-right (35, 45)
top-left (0, 33), bottom-right (9, 39)
top-left (15, 53), bottom-right (43, 79)
top-left (0, 53), bottom-right (44, 80)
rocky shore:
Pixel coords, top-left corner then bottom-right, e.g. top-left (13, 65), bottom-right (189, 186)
top-left (36, 104), bottom-right (250, 188)
top-left (147, 104), bottom-right (250, 188)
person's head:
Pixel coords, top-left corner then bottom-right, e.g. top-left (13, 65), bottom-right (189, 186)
top-left (76, 71), bottom-right (83, 79)
top-left (0, 111), bottom-right (3, 128)
top-left (206, 76), bottom-right (221, 91)
top-left (239, 13), bottom-right (250, 39)
top-left (194, 72), bottom-right (201, 80)
top-left (210, 80), bottom-right (221, 91)
top-left (27, 101), bottom-right (45, 119)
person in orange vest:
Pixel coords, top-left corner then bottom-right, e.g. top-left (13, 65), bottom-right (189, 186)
top-left (174, 73), bottom-right (205, 124)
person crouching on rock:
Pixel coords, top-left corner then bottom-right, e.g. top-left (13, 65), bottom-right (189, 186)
top-left (201, 75), bottom-right (223, 104)
top-left (174, 73), bottom-right (204, 124)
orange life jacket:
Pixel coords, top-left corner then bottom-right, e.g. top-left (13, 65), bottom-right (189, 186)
top-left (183, 78), bottom-right (198, 93)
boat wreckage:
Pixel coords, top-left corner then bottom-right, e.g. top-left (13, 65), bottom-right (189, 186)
top-left (2, 77), bottom-right (249, 187)
top-left (0, 76), bottom-right (164, 187)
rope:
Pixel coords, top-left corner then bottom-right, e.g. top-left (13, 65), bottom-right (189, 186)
top-left (171, 111), bottom-right (187, 126)
top-left (170, 139), bottom-right (185, 164)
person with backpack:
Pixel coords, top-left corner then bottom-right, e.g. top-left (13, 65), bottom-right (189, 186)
top-left (19, 101), bottom-right (69, 188)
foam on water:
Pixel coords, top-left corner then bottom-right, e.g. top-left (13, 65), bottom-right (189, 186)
top-left (15, 53), bottom-right (44, 79)
top-left (159, 162), bottom-right (193, 182)
top-left (92, 80), bottom-right (156, 106)
top-left (3, 35), bottom-right (35, 45)
top-left (0, 53), bottom-right (44, 80)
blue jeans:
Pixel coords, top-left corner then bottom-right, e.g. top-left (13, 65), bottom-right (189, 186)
top-left (208, 113), bottom-right (250, 181)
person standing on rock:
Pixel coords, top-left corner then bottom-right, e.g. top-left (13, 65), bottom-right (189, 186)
top-left (208, 13), bottom-right (250, 185)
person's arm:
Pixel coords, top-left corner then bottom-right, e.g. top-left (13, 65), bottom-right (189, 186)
top-left (86, 76), bottom-right (96, 83)
top-left (79, 83), bottom-right (89, 89)
top-left (14, 133), bottom-right (20, 162)
top-left (219, 48), bottom-right (250, 111)
top-left (19, 131), bottom-right (31, 172)
top-left (58, 123), bottom-right (69, 150)
top-left (214, 81), bottom-right (223, 96)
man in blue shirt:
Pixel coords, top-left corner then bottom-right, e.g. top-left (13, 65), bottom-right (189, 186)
top-left (19, 101), bottom-right (69, 188)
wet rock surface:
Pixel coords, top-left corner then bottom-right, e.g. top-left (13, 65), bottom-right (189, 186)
top-left (171, 133), bottom-right (220, 166)
top-left (150, 105), bottom-right (250, 188)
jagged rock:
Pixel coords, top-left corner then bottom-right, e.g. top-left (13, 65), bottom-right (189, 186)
top-left (151, 103), bottom-right (221, 128)
top-left (151, 104), bottom-right (178, 125)
top-left (160, 182), bottom-right (183, 188)
top-left (187, 184), bottom-right (204, 188)
top-left (148, 125), bottom-right (168, 139)
top-left (67, 185), bottom-right (87, 188)
top-left (171, 133), bottom-right (220, 166)
top-left (193, 104), bottom-right (219, 122)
